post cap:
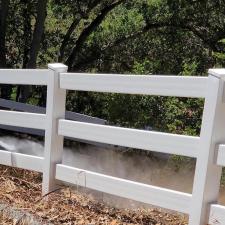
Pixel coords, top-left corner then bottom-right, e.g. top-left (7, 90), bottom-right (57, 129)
top-left (209, 68), bottom-right (225, 79)
top-left (48, 63), bottom-right (68, 72)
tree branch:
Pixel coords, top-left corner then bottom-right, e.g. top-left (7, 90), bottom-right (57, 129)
top-left (58, 16), bottom-right (82, 61)
top-left (144, 21), bottom-right (220, 52)
top-left (66, 0), bottom-right (125, 70)
top-left (17, 0), bottom-right (47, 103)
top-left (73, 20), bottom-right (223, 70)
top-left (58, 0), bottom-right (102, 61)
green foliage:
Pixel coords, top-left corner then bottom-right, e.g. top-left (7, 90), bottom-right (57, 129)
top-left (168, 155), bottom-right (192, 172)
top-left (213, 52), bottom-right (225, 68)
top-left (132, 59), bottom-right (156, 74)
top-left (10, 87), bottom-right (17, 101)
top-left (91, 5), bottom-right (145, 46)
top-left (181, 60), bottom-right (199, 76)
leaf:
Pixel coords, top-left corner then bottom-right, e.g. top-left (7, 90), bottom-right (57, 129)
top-left (110, 220), bottom-right (118, 225)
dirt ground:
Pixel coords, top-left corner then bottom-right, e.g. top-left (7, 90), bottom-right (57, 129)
top-left (0, 165), bottom-right (188, 225)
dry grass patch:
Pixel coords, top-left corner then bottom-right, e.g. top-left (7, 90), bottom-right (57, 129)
top-left (0, 165), bottom-right (188, 225)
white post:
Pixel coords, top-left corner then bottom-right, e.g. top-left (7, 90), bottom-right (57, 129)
top-left (189, 69), bottom-right (225, 225)
top-left (42, 63), bottom-right (68, 195)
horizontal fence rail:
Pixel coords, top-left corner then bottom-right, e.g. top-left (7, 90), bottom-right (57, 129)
top-left (209, 204), bottom-right (225, 225)
top-left (216, 144), bottom-right (225, 166)
top-left (0, 98), bottom-right (106, 125)
top-left (0, 110), bottom-right (46, 130)
top-left (0, 69), bottom-right (50, 85)
top-left (58, 119), bottom-right (200, 157)
top-left (0, 150), bottom-right (43, 172)
top-left (60, 73), bottom-right (208, 98)
top-left (56, 164), bottom-right (192, 214)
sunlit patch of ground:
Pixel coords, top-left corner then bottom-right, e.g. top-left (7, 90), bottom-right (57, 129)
top-left (0, 165), bottom-right (188, 225)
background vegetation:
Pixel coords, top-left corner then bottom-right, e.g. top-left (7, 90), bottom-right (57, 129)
top-left (1, 0), bottom-right (225, 136)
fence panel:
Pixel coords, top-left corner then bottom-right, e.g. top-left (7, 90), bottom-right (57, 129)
top-left (0, 69), bottom-right (49, 174)
top-left (58, 67), bottom-right (212, 224)
top-left (1, 64), bottom-right (225, 225)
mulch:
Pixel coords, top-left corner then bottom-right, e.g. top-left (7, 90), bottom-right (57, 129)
top-left (0, 165), bottom-right (188, 225)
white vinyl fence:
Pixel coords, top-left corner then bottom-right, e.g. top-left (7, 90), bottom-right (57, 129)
top-left (0, 63), bottom-right (225, 225)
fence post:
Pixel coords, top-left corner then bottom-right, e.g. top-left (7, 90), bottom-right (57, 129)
top-left (42, 63), bottom-right (67, 195)
top-left (189, 69), bottom-right (225, 225)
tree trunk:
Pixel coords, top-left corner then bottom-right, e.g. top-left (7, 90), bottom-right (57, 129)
top-left (27, 0), bottom-right (47, 69)
top-left (17, 0), bottom-right (47, 103)
top-left (0, 0), bottom-right (9, 68)
top-left (22, 1), bottom-right (32, 69)
top-left (58, 0), bottom-right (102, 62)
top-left (0, 0), bottom-right (11, 99)
top-left (16, 1), bottom-right (32, 102)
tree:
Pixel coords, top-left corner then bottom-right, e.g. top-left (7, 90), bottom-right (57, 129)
top-left (0, 0), bottom-right (11, 99)
top-left (0, 0), bottom-right (225, 136)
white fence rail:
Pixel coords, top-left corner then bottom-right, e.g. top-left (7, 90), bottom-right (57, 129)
top-left (58, 119), bottom-right (200, 157)
top-left (60, 73), bottom-right (208, 97)
top-left (56, 164), bottom-right (192, 214)
top-left (0, 64), bottom-right (225, 225)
